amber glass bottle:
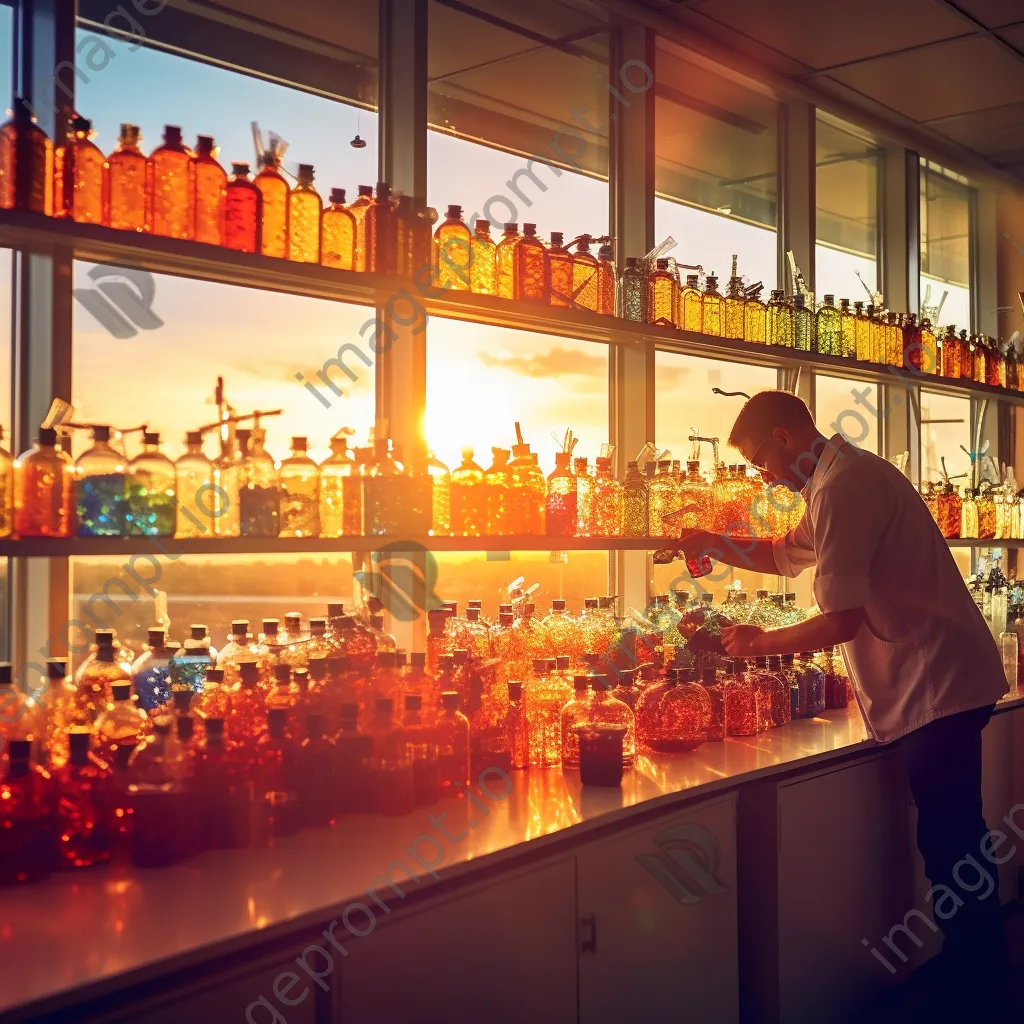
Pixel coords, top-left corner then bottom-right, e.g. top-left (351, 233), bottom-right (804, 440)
top-left (321, 187), bottom-right (355, 270)
top-left (470, 219), bottom-right (497, 295)
top-left (0, 97), bottom-right (53, 215)
top-left (597, 243), bottom-right (616, 315)
top-left (839, 298), bottom-right (856, 358)
top-left (940, 326), bottom-right (960, 379)
top-left (745, 291), bottom-right (767, 344)
top-left (572, 237), bottom-right (599, 312)
top-left (224, 162), bottom-right (261, 253)
top-left (366, 181), bottom-right (396, 274)
top-left (450, 448), bottom-right (486, 537)
top-left (254, 151), bottom-right (289, 258)
top-left (919, 318), bottom-right (938, 376)
top-left (287, 164), bottom-right (321, 263)
top-left (723, 256), bottom-right (745, 340)
top-left (885, 312), bottom-right (903, 367)
top-left (495, 223), bottom-right (521, 299)
top-left (682, 274), bottom-right (702, 332)
top-left (13, 428), bottom-right (72, 537)
top-left (647, 258), bottom-right (676, 325)
top-left (867, 305), bottom-right (885, 363)
top-left (107, 124), bottom-right (147, 231)
top-left (485, 448), bottom-right (512, 535)
top-left (702, 275), bottom-right (724, 336)
top-left (548, 231), bottom-right (572, 307)
top-left (546, 451), bottom-right (577, 537)
top-left (515, 222), bottom-right (549, 302)
top-left (190, 135), bottom-right (226, 246)
top-left (433, 204), bottom-right (472, 291)
top-left (853, 301), bottom-right (870, 361)
top-left (147, 125), bottom-right (194, 239)
top-left (64, 116), bottom-right (107, 224)
top-left (348, 184), bottom-right (374, 271)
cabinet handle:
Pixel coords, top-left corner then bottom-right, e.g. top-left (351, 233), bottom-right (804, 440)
top-left (580, 914), bottom-right (597, 955)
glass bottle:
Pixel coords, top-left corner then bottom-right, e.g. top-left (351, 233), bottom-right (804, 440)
top-left (548, 231), bottom-right (573, 307)
top-left (318, 436), bottom-right (354, 539)
top-left (53, 730), bottom-right (114, 869)
top-left (681, 274), bottom-right (702, 332)
top-left (591, 456), bottom-right (624, 537)
top-left (970, 334), bottom-right (986, 383)
top-left (76, 633), bottom-right (133, 717)
top-left (523, 662), bottom-right (569, 767)
top-left (485, 447), bottom-right (512, 535)
top-left (978, 490), bottom-right (996, 540)
top-left (397, 195), bottom-right (433, 278)
top-left (433, 204), bottom-right (472, 291)
top-left (170, 623), bottom-right (216, 694)
top-left (174, 431), bottom-right (214, 538)
top-left (745, 290), bottom-right (767, 344)
top-left (792, 294), bottom-right (812, 351)
top-left (724, 256), bottom-right (745, 340)
top-left (902, 314), bottom-right (924, 373)
top-left (495, 222), bottom-right (521, 299)
top-left (450, 448), bottom-right (486, 536)
top-left (701, 275), bottom-right (724, 336)
top-left (960, 488), bottom-right (979, 539)
top-left (815, 294), bottom-right (841, 355)
top-left (74, 426), bottom-right (126, 537)
top-left (126, 430), bottom-right (175, 537)
top-left (0, 427), bottom-right (11, 539)
top-left (767, 289), bottom-right (794, 347)
top-left (93, 681), bottom-right (148, 771)
top-left (365, 439), bottom-right (407, 536)
top-left (515, 222), bottom-right (549, 302)
top-left (434, 691), bottom-right (470, 795)
top-left (917, 318), bottom-right (936, 376)
top-left (191, 135), bottom-right (226, 246)
top-left (126, 719), bottom-right (190, 867)
top-left (470, 219), bottom-right (497, 295)
top-left (425, 451), bottom-right (451, 536)
top-left (254, 149), bottom-right (289, 258)
top-left (648, 460), bottom-right (678, 537)
top-left (239, 426), bottom-right (279, 537)
top-left (837, 298), bottom-right (856, 358)
top-left (347, 183), bottom-right (374, 271)
top-left (589, 676), bottom-right (636, 765)
top-left (287, 163), bottom-right (321, 263)
top-left (939, 325), bottom-right (959, 378)
top-left (546, 451), bottom-right (577, 537)
top-left (572, 236), bottom-right (600, 312)
top-left (253, 708), bottom-right (300, 837)
top-left (0, 97), bottom-right (53, 214)
top-left (508, 440), bottom-right (545, 535)
top-left (619, 256), bottom-right (644, 321)
top-left (597, 243), bottom-right (616, 315)
top-left (279, 436), bottom-right (320, 537)
top-left (623, 460), bottom-right (648, 538)
top-left (849, 301), bottom-right (867, 361)
top-left (677, 460), bottom-right (712, 532)
top-left (400, 695), bottom-right (438, 806)
top-left (367, 181), bottom-right (396, 275)
top-left (320, 187), bottom-right (355, 270)
top-left (574, 456), bottom-right (593, 536)
top-left (224, 161), bottom-right (261, 253)
top-left (885, 312), bottom-right (903, 367)
top-left (560, 675), bottom-right (592, 768)
top-left (107, 123), bottom-right (147, 231)
top-left (64, 116), bottom-right (107, 224)
top-left (194, 717), bottom-right (249, 849)
top-left (0, 739), bottom-right (55, 884)
top-left (986, 338), bottom-right (1006, 389)
top-left (647, 257), bottom-right (677, 325)
top-left (867, 305), bottom-right (886, 363)
top-left (147, 125), bottom-right (194, 239)
top-left (212, 433), bottom-right (241, 540)
top-left (635, 668), bottom-right (710, 752)
top-left (40, 659), bottom-right (83, 768)
top-left (131, 628), bottom-right (174, 712)
top-left (505, 680), bottom-right (529, 770)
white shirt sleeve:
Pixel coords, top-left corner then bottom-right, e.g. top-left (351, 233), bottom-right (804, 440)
top-left (809, 483), bottom-right (879, 613)
top-left (772, 506), bottom-right (816, 577)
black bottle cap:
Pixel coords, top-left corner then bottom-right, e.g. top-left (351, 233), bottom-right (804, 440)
top-left (164, 124), bottom-right (183, 144)
top-left (291, 437), bottom-right (308, 452)
top-left (186, 431), bottom-right (203, 446)
top-left (0, 662), bottom-right (11, 685)
top-left (590, 675), bottom-right (611, 691)
top-left (230, 620), bottom-right (249, 636)
top-left (376, 698), bottom-right (394, 715)
top-left (326, 656), bottom-right (347, 675)
top-left (96, 646), bottom-right (115, 663)
top-left (307, 713), bottom-right (327, 738)
top-left (523, 223), bottom-right (537, 235)
top-left (327, 602), bottom-right (345, 618)
top-left (173, 690), bottom-right (192, 713)
top-left (555, 655), bottom-right (571, 670)
top-left (446, 204), bottom-right (462, 218)
top-left (507, 680), bottom-right (523, 699)
top-left (297, 163), bottom-right (314, 181)
top-left (441, 691), bottom-right (459, 710)
top-left (405, 694), bottom-right (422, 711)
top-left (574, 675), bottom-right (590, 691)
top-left (196, 134), bottom-right (215, 155)
top-left (69, 729), bottom-right (92, 759)
top-left (339, 703), bottom-right (359, 723)
top-left (453, 649), bottom-right (469, 665)
top-left (262, 618), bottom-right (280, 633)
top-left (39, 427), bottom-right (58, 446)
top-left (656, 258), bottom-right (669, 269)
top-left (111, 682), bottom-right (131, 700)
top-left (231, 161), bottom-right (251, 176)
top-left (148, 627), bottom-right (166, 646)
top-left (205, 667), bottom-right (224, 684)
top-left (310, 617), bottom-right (327, 634)
top-left (46, 658), bottom-right (68, 679)
top-left (273, 663), bottom-right (291, 685)
top-left (143, 431), bottom-right (160, 446)
top-left (377, 651), bottom-right (395, 668)
top-left (239, 661), bottom-right (259, 687)
top-left (176, 715), bottom-right (194, 742)
top-left (551, 231), bottom-right (563, 245)
top-left (330, 187), bottom-right (347, 204)
top-left (8, 739), bottom-right (30, 760)
top-left (503, 223), bottom-right (518, 232)
top-left (552, 599), bottom-right (567, 611)
top-left (358, 184), bottom-right (373, 196)
top-left (702, 667), bottom-right (717, 684)
top-left (755, 656), bottom-right (768, 668)
top-left (92, 424), bottom-right (112, 442)
top-left (95, 630), bottom-right (115, 646)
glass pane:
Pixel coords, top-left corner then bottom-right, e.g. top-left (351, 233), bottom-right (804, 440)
top-left (920, 163), bottom-right (972, 331)
top-left (815, 118), bottom-right (877, 303)
top-left (920, 391), bottom-right (971, 487)
top-left (0, 558), bottom-right (7, 660)
top-left (815, 375), bottom-right (880, 454)
top-left (0, 249), bottom-right (11, 443)
top-left (655, 40), bottom-right (778, 289)
top-left (428, 0), bottom-right (611, 242)
top-left (0, 4), bottom-right (11, 115)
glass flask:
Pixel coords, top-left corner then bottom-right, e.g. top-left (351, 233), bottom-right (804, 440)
top-left (366, 181), bottom-right (396, 275)
top-left (470, 219), bottom-right (497, 295)
top-left (596, 243), bottom-right (616, 315)
top-left (191, 135), bottom-right (226, 246)
top-left (434, 692), bottom-right (470, 795)
top-left (147, 124), bottom-right (194, 239)
top-left (647, 460), bottom-right (678, 537)
top-left (723, 257), bottom-right (745, 340)
top-left (505, 680), bottom-right (529, 770)
top-left (574, 457), bottom-right (593, 536)
top-left (647, 257), bottom-right (677, 326)
top-left (589, 676), bottom-right (636, 765)
top-left (107, 123), bottom-right (147, 231)
top-left (239, 426), bottom-right (279, 537)
top-left (53, 730), bottom-right (114, 869)
top-left (619, 256), bottom-right (644, 321)
top-left (852, 301), bottom-right (869, 361)
top-left (252, 708), bottom-right (300, 837)
top-left (287, 163), bottom-right (321, 263)
top-left (815, 294), bottom-right (841, 355)
top-left (515, 222), bottom-right (549, 302)
top-left (622, 460), bottom-right (648, 538)
top-left (838, 298), bottom-right (856, 358)
top-left (548, 231), bottom-right (573, 307)
top-left (131, 628), bottom-right (173, 712)
top-left (681, 274), bottom-right (702, 332)
top-left (125, 430), bottom-right (175, 537)
top-left (0, 427), bottom-right (11, 538)
top-left (174, 431), bottom-right (214, 538)
top-left (224, 161), bottom-right (261, 253)
top-left (93, 681), bottom-right (148, 770)
top-left (0, 740), bottom-right (55, 884)
top-left (433, 204), bottom-right (472, 291)
top-left (0, 97), bottom-right (53, 214)
top-left (425, 451), bottom-right (451, 536)
top-left (495, 222), bottom-right (521, 299)
top-left (636, 668), bottom-right (710, 752)
top-left (254, 149), bottom-right (289, 258)
top-left (315, 186), bottom-right (356, 271)
top-left (546, 451), bottom-right (577, 537)
top-left (74, 425), bottom-right (126, 537)
top-left (63, 115), bottom-right (107, 224)
top-left (867, 306), bottom-right (885, 363)
top-left (883, 312), bottom-right (902, 366)
top-left (485, 447), bottom-right (512, 535)
top-left (766, 290), bottom-right (794, 347)
top-left (792, 294), bottom-right (812, 351)
top-left (701, 275), bottom-right (724, 336)
top-left (508, 441), bottom-right (545, 535)
top-left (572, 236), bottom-right (600, 311)
top-left (591, 456), bottom-right (624, 536)
top-left (560, 676), bottom-right (592, 767)
top-left (319, 436), bottom-right (354, 539)
top-left (279, 436), bottom-right (320, 537)
top-left (347, 183), bottom-right (374, 271)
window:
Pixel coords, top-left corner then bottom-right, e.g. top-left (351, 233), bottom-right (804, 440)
top-left (655, 41), bottom-right (778, 293)
top-left (427, 0), bottom-right (611, 243)
top-left (920, 162), bottom-right (972, 333)
top-left (815, 117), bottom-right (878, 305)
top-left (920, 391), bottom-right (971, 487)
top-left (815, 375), bottom-right (879, 454)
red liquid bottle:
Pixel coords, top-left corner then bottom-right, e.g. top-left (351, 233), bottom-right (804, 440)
top-left (227, 660), bottom-right (266, 758)
top-left (254, 708), bottom-right (299, 838)
top-left (54, 729), bottom-right (115, 868)
top-left (192, 135), bottom-right (227, 246)
top-left (127, 719), bottom-right (189, 867)
top-left (147, 125), bottom-right (195, 239)
top-left (699, 666), bottom-right (727, 740)
top-left (196, 718), bottom-right (250, 849)
top-left (369, 698), bottom-right (415, 815)
top-left (335, 703), bottom-right (374, 812)
top-left (0, 740), bottom-right (56, 884)
top-left (435, 691), bottom-right (470, 795)
top-left (404, 694), bottom-right (440, 805)
top-left (224, 161), bottom-right (262, 253)
top-left (298, 713), bottom-right (335, 827)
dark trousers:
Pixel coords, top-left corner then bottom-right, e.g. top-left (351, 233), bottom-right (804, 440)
top-left (899, 704), bottom-right (1005, 969)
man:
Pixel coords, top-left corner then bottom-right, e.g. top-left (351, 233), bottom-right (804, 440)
top-left (674, 390), bottom-right (1008, 994)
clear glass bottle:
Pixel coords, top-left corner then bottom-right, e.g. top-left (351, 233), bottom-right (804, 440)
top-left (0, 97), bottom-right (54, 215)
top-left (560, 675), bottom-right (592, 768)
top-left (107, 123), bottom-right (147, 231)
top-left (63, 115), bottom-right (107, 224)
top-left (171, 623), bottom-right (217, 693)
top-left (571, 236), bottom-right (599, 312)
top-left (647, 257), bottom-right (677, 325)
top-left (279, 436), bottom-right (320, 538)
top-left (94, 680), bottom-right (149, 771)
top-left (495, 222), bottom-right (521, 299)
top-left (792, 294), bottom-right (812, 351)
top-left (548, 231), bottom-right (573, 307)
top-left (287, 163), bottom-right (321, 264)
top-left (125, 431), bottom-right (175, 537)
top-left (224, 161), bottom-right (261, 253)
top-left (681, 273), bottom-right (702, 332)
top-left (767, 289), bottom-right (793, 347)
top-left (239, 426), bottom-right (279, 537)
top-left (174, 431), bottom-right (214, 538)
top-left (319, 436), bottom-right (354, 539)
top-left (485, 447), bottom-right (512, 535)
top-left (470, 219), bottom-right (497, 295)
top-left (433, 204), bottom-right (472, 291)
top-left (622, 460), bottom-right (648, 538)
top-left (321, 187), bottom-right (356, 270)
top-left (815, 294), bottom-right (841, 355)
top-left (213, 433), bottom-right (241, 539)
top-left (74, 426), bottom-right (126, 537)
top-left (677, 460), bottom-right (712, 532)
top-left (254, 149), bottom-right (289, 259)
top-left (348, 183), bottom-right (374, 272)
top-left (192, 135), bottom-right (226, 246)
top-left (701, 274), bottom-right (724, 336)
top-left (591, 456), bottom-right (624, 537)
top-left (648, 460), bottom-right (677, 537)
top-left (147, 125), bottom-right (194, 239)
top-left (724, 256), bottom-right (745, 340)
top-left (53, 730), bottom-right (114, 869)
top-left (546, 451), bottom-right (577, 537)
top-left (515, 222), bottom-right (549, 302)
top-left (619, 256), bottom-right (644, 321)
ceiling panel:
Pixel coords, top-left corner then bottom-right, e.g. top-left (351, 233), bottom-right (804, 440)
top-left (688, 0), bottom-right (969, 70)
top-left (996, 22), bottom-right (1024, 48)
top-left (827, 35), bottom-right (1024, 122)
top-left (950, 0), bottom-right (1024, 28)
top-left (926, 100), bottom-right (1024, 157)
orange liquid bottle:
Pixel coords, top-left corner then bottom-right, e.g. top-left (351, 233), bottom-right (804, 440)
top-left (515, 222), bottom-right (549, 301)
top-left (366, 181), bottom-right (395, 275)
top-left (192, 135), bottom-right (226, 246)
top-left (321, 187), bottom-right (356, 270)
top-left (64, 115), bottom-right (107, 225)
top-left (0, 97), bottom-right (53, 214)
top-left (596, 243), bottom-right (616, 315)
top-left (470, 219), bottom-right (497, 295)
top-left (495, 223), bottom-right (521, 299)
top-left (349, 184), bottom-right (374, 272)
top-left (254, 150), bottom-right (289, 258)
top-left (287, 163), bottom-right (321, 263)
top-left (107, 123), bottom-right (147, 231)
top-left (147, 125), bottom-right (194, 239)
top-left (571, 236), bottom-right (599, 311)
top-left (433, 204), bottom-right (472, 291)
top-left (224, 161), bottom-right (261, 253)
top-left (548, 231), bottom-right (572, 307)
top-left (647, 258), bottom-right (677, 325)
top-left (13, 427), bottom-right (73, 537)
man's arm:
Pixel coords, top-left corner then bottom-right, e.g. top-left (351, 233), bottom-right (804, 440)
top-left (674, 531), bottom-right (788, 575)
top-left (723, 608), bottom-right (864, 657)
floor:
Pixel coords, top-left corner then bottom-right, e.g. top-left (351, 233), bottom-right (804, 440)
top-left (851, 904), bottom-right (1024, 1020)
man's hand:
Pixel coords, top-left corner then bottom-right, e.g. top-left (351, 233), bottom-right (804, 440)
top-left (721, 623), bottom-right (765, 657)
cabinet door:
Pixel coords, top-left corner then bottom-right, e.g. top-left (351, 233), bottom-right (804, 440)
top-left (778, 753), bottom-right (914, 1024)
top-left (336, 858), bottom-right (577, 1023)
top-left (576, 794), bottom-right (739, 1024)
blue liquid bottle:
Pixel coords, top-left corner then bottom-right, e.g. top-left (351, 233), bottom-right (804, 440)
top-left (74, 425), bottom-right (126, 536)
top-left (169, 623), bottom-right (216, 694)
top-left (132, 627), bottom-right (174, 711)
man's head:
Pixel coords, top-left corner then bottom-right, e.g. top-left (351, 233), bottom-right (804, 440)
top-left (728, 390), bottom-right (824, 491)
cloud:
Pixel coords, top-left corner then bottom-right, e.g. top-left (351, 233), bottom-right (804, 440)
top-left (476, 347), bottom-right (606, 379)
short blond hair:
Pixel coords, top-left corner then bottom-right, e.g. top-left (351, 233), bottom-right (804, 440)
top-left (728, 390), bottom-right (815, 451)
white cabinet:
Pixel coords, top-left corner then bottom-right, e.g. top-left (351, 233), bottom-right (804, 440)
top-left (576, 794), bottom-right (739, 1024)
top-left (335, 858), bottom-right (578, 1023)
